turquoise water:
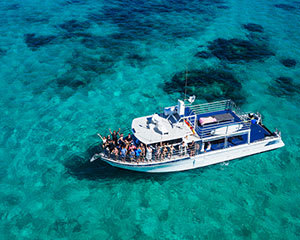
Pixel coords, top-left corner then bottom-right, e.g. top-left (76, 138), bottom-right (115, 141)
top-left (1, 0), bottom-right (300, 239)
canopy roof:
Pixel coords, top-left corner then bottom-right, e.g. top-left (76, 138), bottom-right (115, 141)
top-left (131, 114), bottom-right (192, 145)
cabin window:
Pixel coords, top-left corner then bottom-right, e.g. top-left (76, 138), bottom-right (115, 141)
top-left (265, 140), bottom-right (279, 146)
top-left (210, 138), bottom-right (225, 150)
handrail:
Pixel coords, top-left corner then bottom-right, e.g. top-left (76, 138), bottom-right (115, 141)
top-left (98, 132), bottom-right (281, 164)
top-left (186, 99), bottom-right (233, 115)
top-left (100, 130), bottom-right (257, 164)
top-left (196, 120), bottom-right (251, 139)
top-left (102, 144), bottom-right (202, 163)
top-left (185, 117), bottom-right (198, 136)
top-left (186, 99), bottom-right (229, 107)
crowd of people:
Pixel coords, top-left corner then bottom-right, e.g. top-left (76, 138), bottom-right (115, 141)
top-left (97, 129), bottom-right (205, 163)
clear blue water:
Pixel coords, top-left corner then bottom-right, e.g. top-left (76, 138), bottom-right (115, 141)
top-left (0, 0), bottom-right (300, 239)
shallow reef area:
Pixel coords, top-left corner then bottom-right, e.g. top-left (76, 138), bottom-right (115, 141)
top-left (164, 68), bottom-right (245, 104)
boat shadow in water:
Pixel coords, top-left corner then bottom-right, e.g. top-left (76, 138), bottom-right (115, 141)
top-left (64, 144), bottom-right (174, 182)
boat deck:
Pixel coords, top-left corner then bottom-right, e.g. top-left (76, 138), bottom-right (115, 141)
top-left (184, 107), bottom-right (272, 144)
top-left (184, 108), bottom-right (249, 138)
top-left (206, 121), bottom-right (272, 151)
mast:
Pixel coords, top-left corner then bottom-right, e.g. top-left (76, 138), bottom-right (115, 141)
top-left (184, 68), bottom-right (188, 101)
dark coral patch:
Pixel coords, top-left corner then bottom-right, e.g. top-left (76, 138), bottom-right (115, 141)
top-left (63, 32), bottom-right (93, 41)
top-left (58, 19), bottom-right (94, 46)
top-left (211, 0), bottom-right (226, 3)
top-left (217, 5), bottom-right (230, 9)
top-left (110, 32), bottom-right (142, 42)
top-left (25, 16), bottom-right (49, 24)
top-left (61, 0), bottom-right (84, 6)
top-left (243, 23), bottom-right (264, 33)
top-left (126, 54), bottom-right (149, 67)
top-left (6, 3), bottom-right (20, 10)
top-left (0, 48), bottom-right (6, 56)
top-left (79, 35), bottom-right (104, 49)
top-left (269, 77), bottom-right (300, 97)
top-left (24, 33), bottom-right (57, 50)
top-left (66, 0), bottom-right (83, 3)
top-left (207, 38), bottom-right (274, 62)
top-left (59, 20), bottom-right (91, 33)
top-left (56, 75), bottom-right (87, 89)
top-left (246, 32), bottom-right (269, 42)
top-left (96, 1), bottom-right (218, 42)
top-left (87, 13), bottom-right (104, 25)
top-left (78, 32), bottom-right (137, 55)
top-left (163, 68), bottom-right (245, 104)
top-left (69, 50), bottom-right (115, 75)
top-left (194, 51), bottom-right (211, 59)
top-left (2, 194), bottom-right (21, 206)
top-left (280, 58), bottom-right (297, 68)
top-left (274, 4), bottom-right (296, 11)
top-left (127, 54), bottom-right (146, 62)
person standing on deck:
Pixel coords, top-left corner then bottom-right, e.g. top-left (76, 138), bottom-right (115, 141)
top-left (97, 133), bottom-right (109, 155)
top-left (195, 142), bottom-right (200, 155)
top-left (146, 145), bottom-right (153, 162)
top-left (162, 144), bottom-right (168, 160)
top-left (118, 133), bottom-right (126, 147)
top-left (135, 146), bottom-right (142, 163)
top-left (140, 143), bottom-right (146, 162)
top-left (169, 144), bottom-right (175, 159)
top-left (129, 149), bottom-right (135, 162)
top-left (180, 142), bottom-right (187, 156)
top-left (154, 144), bottom-right (159, 161)
top-left (189, 141), bottom-right (195, 156)
top-left (204, 142), bottom-right (211, 152)
top-left (97, 133), bottom-right (107, 148)
top-left (120, 145), bottom-right (127, 162)
top-left (109, 128), bottom-right (120, 145)
top-left (156, 143), bottom-right (162, 161)
top-left (112, 147), bottom-right (119, 160)
top-left (207, 142), bottom-right (211, 152)
top-left (129, 142), bottom-right (136, 151)
top-left (125, 133), bottom-right (133, 144)
top-left (108, 137), bottom-right (115, 153)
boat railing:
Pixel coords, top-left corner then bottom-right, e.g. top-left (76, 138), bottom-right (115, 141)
top-left (185, 117), bottom-right (197, 131)
top-left (186, 99), bottom-right (233, 115)
top-left (101, 129), bottom-right (255, 164)
top-left (195, 119), bottom-right (251, 139)
top-left (228, 102), bottom-right (252, 120)
top-left (101, 144), bottom-right (204, 164)
top-left (185, 100), bottom-right (249, 126)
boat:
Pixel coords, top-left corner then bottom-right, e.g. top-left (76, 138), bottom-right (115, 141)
top-left (92, 99), bottom-right (284, 173)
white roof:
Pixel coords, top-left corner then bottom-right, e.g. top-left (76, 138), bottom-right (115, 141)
top-left (131, 114), bottom-right (193, 144)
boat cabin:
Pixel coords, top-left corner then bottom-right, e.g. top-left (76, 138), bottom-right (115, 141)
top-left (131, 99), bottom-right (273, 152)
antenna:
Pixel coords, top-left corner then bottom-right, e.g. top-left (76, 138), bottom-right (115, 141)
top-left (184, 67), bottom-right (188, 101)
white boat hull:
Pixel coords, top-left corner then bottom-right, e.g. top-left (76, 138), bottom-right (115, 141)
top-left (100, 137), bottom-right (284, 173)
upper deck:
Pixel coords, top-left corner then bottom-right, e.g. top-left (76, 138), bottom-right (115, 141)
top-left (131, 114), bottom-right (194, 145)
top-left (132, 99), bottom-right (251, 145)
top-left (191, 109), bottom-right (250, 140)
